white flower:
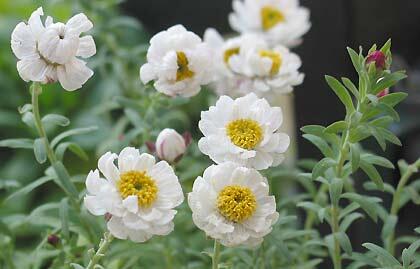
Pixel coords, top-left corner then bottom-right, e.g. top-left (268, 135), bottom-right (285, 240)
top-left (229, 0), bottom-right (311, 47)
top-left (155, 128), bottom-right (189, 163)
top-left (204, 29), bottom-right (304, 99)
top-left (188, 162), bottom-right (279, 247)
top-left (83, 147), bottom-right (184, 242)
top-left (198, 93), bottom-right (290, 170)
top-left (11, 7), bottom-right (96, 91)
top-left (140, 25), bottom-right (213, 97)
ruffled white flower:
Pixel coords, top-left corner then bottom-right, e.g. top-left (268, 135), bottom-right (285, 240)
top-left (198, 93), bottom-right (290, 170)
top-left (11, 7), bottom-right (96, 91)
top-left (204, 29), bottom-right (304, 99)
top-left (83, 147), bottom-right (184, 242)
top-left (140, 25), bottom-right (213, 97)
top-left (188, 162), bottom-right (279, 247)
top-left (229, 0), bottom-right (311, 47)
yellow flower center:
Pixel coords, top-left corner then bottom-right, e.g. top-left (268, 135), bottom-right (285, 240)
top-left (224, 47), bottom-right (240, 66)
top-left (261, 6), bottom-right (285, 31)
top-left (260, 50), bottom-right (282, 75)
top-left (118, 171), bottom-right (158, 208)
top-left (217, 185), bottom-right (257, 223)
top-left (226, 119), bottom-right (263, 150)
top-left (176, 51), bottom-right (195, 81)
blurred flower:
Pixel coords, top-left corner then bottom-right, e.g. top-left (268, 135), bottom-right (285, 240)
top-left (198, 93), bottom-right (290, 170)
top-left (229, 0), bottom-right (311, 47)
top-left (140, 25), bottom-right (213, 97)
top-left (154, 128), bottom-right (191, 164)
top-left (204, 29), bottom-right (304, 99)
top-left (188, 162), bottom-right (279, 247)
top-left (10, 7), bottom-right (96, 91)
top-left (377, 88), bottom-right (390, 98)
top-left (47, 234), bottom-right (60, 247)
top-left (84, 147), bottom-right (184, 242)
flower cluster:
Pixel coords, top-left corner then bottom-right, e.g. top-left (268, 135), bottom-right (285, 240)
top-left (11, 7), bottom-right (96, 91)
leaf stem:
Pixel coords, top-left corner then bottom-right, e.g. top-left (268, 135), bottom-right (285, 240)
top-left (386, 159), bottom-right (420, 255)
top-left (212, 239), bottom-right (221, 269)
top-left (85, 232), bottom-right (114, 269)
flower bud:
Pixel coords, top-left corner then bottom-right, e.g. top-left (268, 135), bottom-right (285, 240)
top-left (47, 234), bottom-right (60, 247)
top-left (155, 129), bottom-right (190, 163)
top-left (377, 88), bottom-right (389, 98)
top-left (366, 51), bottom-right (386, 70)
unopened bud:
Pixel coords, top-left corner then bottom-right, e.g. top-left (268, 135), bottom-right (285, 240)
top-left (155, 129), bottom-right (190, 163)
top-left (366, 51), bottom-right (386, 70)
top-left (47, 234), bottom-right (60, 247)
top-left (377, 88), bottom-right (389, 98)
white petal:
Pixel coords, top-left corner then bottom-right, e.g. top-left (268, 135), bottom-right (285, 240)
top-left (122, 195), bottom-right (138, 214)
top-left (16, 57), bottom-right (48, 82)
top-left (11, 22), bottom-right (37, 59)
top-left (107, 217), bottom-right (128, 239)
top-left (38, 25), bottom-right (79, 64)
top-left (139, 63), bottom-right (156, 84)
top-left (65, 13), bottom-right (93, 36)
top-left (97, 152), bottom-right (120, 183)
top-left (28, 7), bottom-right (45, 39)
top-left (84, 195), bottom-right (106, 216)
top-left (134, 153), bottom-right (156, 172)
top-left (127, 229), bottom-right (153, 243)
top-left (76, 35), bottom-right (96, 58)
top-left (57, 58), bottom-right (93, 91)
top-left (118, 147), bottom-right (140, 173)
top-left (85, 169), bottom-right (107, 195)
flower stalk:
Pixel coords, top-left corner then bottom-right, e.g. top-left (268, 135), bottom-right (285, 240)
top-left (212, 239), bottom-right (221, 269)
top-left (85, 232), bottom-right (114, 269)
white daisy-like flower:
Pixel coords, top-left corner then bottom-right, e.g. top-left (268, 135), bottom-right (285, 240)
top-left (204, 29), bottom-right (304, 99)
top-left (83, 147), bottom-right (184, 242)
top-left (188, 162), bottom-right (279, 247)
top-left (229, 0), bottom-right (311, 47)
top-left (198, 93), bottom-right (290, 170)
top-left (10, 7), bottom-right (96, 91)
top-left (140, 25), bottom-right (213, 97)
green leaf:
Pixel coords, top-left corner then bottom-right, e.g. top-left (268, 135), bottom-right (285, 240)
top-left (325, 121), bottom-right (347, 134)
top-left (303, 134), bottom-right (334, 158)
top-left (363, 182), bottom-right (395, 194)
top-left (380, 39), bottom-right (392, 54)
top-left (22, 112), bottom-right (36, 129)
top-left (42, 114), bottom-right (70, 127)
top-left (339, 202), bottom-right (360, 219)
top-left (361, 153), bottom-right (394, 169)
top-left (60, 198), bottom-right (69, 240)
top-left (52, 162), bottom-right (79, 201)
top-left (341, 193), bottom-right (382, 222)
top-left (377, 103), bottom-right (400, 122)
top-left (312, 158), bottom-right (336, 180)
top-left (340, 212), bottom-right (364, 232)
top-left (372, 71), bottom-right (406, 95)
top-left (350, 144), bottom-right (360, 172)
top-left (347, 47), bottom-right (363, 73)
top-left (55, 142), bottom-right (89, 161)
top-left (297, 202), bottom-right (322, 213)
top-left (362, 243), bottom-right (401, 266)
top-left (360, 161), bottom-right (384, 190)
top-left (379, 127), bottom-right (402, 146)
top-left (5, 176), bottom-right (54, 202)
top-left (70, 264), bottom-right (85, 269)
top-left (33, 138), bottom-right (47, 164)
top-left (336, 232), bottom-right (353, 256)
top-left (51, 126), bottom-right (98, 148)
top-left (342, 77), bottom-right (359, 99)
top-left (369, 126), bottom-right (387, 151)
top-left (0, 138), bottom-right (34, 149)
top-left (325, 75), bottom-right (355, 115)
top-left (404, 240), bottom-right (420, 266)
top-left (379, 92), bottom-right (407, 107)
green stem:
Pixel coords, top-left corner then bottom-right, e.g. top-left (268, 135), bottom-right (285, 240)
top-left (30, 82), bottom-right (96, 241)
top-left (212, 240), bottom-right (221, 269)
top-left (386, 159), bottom-right (420, 255)
top-left (85, 232), bottom-right (114, 269)
top-left (331, 205), bottom-right (342, 269)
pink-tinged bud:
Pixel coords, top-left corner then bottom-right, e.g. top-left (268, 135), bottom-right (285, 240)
top-left (47, 234), bottom-right (60, 247)
top-left (377, 88), bottom-right (389, 98)
top-left (145, 141), bottom-right (156, 153)
top-left (104, 212), bottom-right (112, 222)
top-left (366, 51), bottom-right (386, 70)
top-left (155, 128), bottom-right (189, 163)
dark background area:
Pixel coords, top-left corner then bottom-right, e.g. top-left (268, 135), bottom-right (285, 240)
top-left (121, 0), bottom-right (420, 264)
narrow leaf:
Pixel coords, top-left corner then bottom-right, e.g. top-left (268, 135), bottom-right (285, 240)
top-left (51, 126), bottom-right (98, 148)
top-left (5, 176), bottom-right (54, 202)
top-left (0, 138), bottom-right (33, 149)
top-left (33, 138), bottom-right (47, 164)
top-left (42, 114), bottom-right (70, 127)
top-left (325, 75), bottom-right (355, 115)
